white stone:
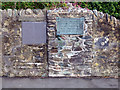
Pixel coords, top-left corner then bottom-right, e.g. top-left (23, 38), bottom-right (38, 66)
top-left (105, 37), bottom-right (108, 41)
top-left (68, 8), bottom-right (72, 12)
top-left (13, 9), bottom-right (18, 16)
top-left (7, 9), bottom-right (12, 17)
top-left (53, 9), bottom-right (57, 13)
top-left (93, 9), bottom-right (98, 16)
top-left (77, 7), bottom-right (82, 13)
top-left (88, 10), bottom-right (93, 14)
top-left (105, 41), bottom-right (108, 44)
top-left (67, 3), bottom-right (72, 7)
top-left (58, 7), bottom-right (63, 12)
top-left (114, 17), bottom-right (117, 27)
top-left (83, 8), bottom-right (88, 13)
top-left (47, 10), bottom-right (52, 13)
top-left (100, 12), bottom-right (104, 18)
top-left (101, 42), bottom-right (105, 46)
top-left (25, 8), bottom-right (33, 15)
top-left (54, 9), bottom-right (59, 13)
top-left (2, 9), bottom-right (7, 15)
top-left (94, 38), bottom-right (99, 42)
top-left (19, 9), bottom-right (25, 16)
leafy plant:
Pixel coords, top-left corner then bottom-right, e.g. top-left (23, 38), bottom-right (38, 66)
top-left (1, 2), bottom-right (120, 19)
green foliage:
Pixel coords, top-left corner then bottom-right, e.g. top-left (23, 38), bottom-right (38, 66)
top-left (1, 2), bottom-right (120, 19)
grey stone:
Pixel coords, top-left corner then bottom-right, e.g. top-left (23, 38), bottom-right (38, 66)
top-left (106, 13), bottom-right (108, 21)
top-left (84, 41), bottom-right (93, 46)
top-left (38, 10), bottom-right (45, 17)
top-left (32, 9), bottom-right (40, 15)
top-left (74, 46), bottom-right (82, 51)
top-left (110, 15), bottom-right (113, 21)
top-left (69, 57), bottom-right (84, 64)
top-left (82, 36), bottom-right (92, 39)
top-left (95, 37), bottom-right (109, 49)
top-left (22, 22), bottom-right (46, 45)
top-left (100, 12), bottom-right (104, 18)
top-left (58, 63), bottom-right (69, 67)
top-left (49, 61), bottom-right (55, 66)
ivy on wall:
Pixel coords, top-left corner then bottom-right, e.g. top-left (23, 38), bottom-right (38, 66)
top-left (1, 2), bottom-right (120, 19)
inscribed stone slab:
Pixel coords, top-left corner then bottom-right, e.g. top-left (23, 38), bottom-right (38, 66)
top-left (22, 22), bottom-right (46, 45)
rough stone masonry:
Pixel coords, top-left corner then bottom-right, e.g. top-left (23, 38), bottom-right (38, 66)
top-left (0, 3), bottom-right (120, 78)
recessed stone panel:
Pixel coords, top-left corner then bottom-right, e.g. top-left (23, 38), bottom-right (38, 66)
top-left (22, 22), bottom-right (46, 45)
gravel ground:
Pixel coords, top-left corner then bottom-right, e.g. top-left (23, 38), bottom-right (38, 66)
top-left (1, 77), bottom-right (119, 88)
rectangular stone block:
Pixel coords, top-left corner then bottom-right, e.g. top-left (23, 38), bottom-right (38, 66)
top-left (22, 22), bottom-right (46, 45)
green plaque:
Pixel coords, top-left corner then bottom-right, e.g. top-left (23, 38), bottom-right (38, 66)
top-left (56, 17), bottom-right (84, 35)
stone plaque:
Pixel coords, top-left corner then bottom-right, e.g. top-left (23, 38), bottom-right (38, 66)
top-left (56, 17), bottom-right (84, 35)
top-left (22, 22), bottom-right (46, 45)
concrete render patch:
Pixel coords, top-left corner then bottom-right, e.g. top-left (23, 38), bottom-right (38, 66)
top-left (22, 22), bottom-right (46, 45)
top-left (2, 77), bottom-right (118, 88)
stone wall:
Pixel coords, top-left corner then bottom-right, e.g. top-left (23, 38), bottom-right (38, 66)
top-left (47, 7), bottom-right (94, 77)
top-left (0, 3), bottom-right (119, 77)
top-left (1, 9), bottom-right (48, 77)
top-left (0, 9), bottom-right (2, 76)
top-left (92, 11), bottom-right (120, 77)
top-left (47, 4), bottom-right (119, 78)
